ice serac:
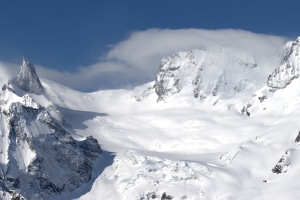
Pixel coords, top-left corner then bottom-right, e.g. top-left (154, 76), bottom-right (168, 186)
top-left (0, 85), bottom-right (102, 199)
top-left (154, 48), bottom-right (258, 102)
top-left (13, 57), bottom-right (44, 95)
top-left (243, 37), bottom-right (300, 115)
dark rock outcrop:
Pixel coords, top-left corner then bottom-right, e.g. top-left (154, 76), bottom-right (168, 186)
top-left (272, 149), bottom-right (291, 174)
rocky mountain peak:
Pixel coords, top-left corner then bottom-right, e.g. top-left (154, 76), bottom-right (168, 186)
top-left (267, 37), bottom-right (300, 89)
top-left (153, 48), bottom-right (259, 102)
top-left (242, 36), bottom-right (300, 116)
top-left (13, 57), bottom-right (44, 95)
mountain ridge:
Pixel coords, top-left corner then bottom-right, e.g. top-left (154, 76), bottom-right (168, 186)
top-left (0, 61), bottom-right (102, 200)
top-left (242, 37), bottom-right (300, 116)
top-left (147, 43), bottom-right (282, 104)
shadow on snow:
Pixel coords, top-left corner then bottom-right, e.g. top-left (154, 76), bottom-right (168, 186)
top-left (53, 151), bottom-right (115, 200)
top-left (57, 106), bottom-right (108, 130)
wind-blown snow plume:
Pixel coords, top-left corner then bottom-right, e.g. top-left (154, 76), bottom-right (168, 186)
top-left (0, 61), bottom-right (16, 87)
top-left (32, 29), bottom-right (287, 91)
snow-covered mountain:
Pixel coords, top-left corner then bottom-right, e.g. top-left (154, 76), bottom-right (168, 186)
top-left (243, 36), bottom-right (300, 116)
top-left (150, 44), bottom-right (282, 106)
top-left (154, 48), bottom-right (258, 101)
top-left (0, 61), bottom-right (102, 200)
top-left (3, 36), bottom-right (300, 199)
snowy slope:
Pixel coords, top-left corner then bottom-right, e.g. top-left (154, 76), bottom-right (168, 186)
top-left (44, 80), bottom-right (300, 200)
top-left (32, 37), bottom-right (300, 199)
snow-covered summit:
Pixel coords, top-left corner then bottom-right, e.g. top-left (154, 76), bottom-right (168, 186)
top-left (12, 57), bottom-right (44, 95)
top-left (267, 37), bottom-right (300, 89)
top-left (243, 37), bottom-right (300, 115)
top-left (153, 47), bottom-right (277, 102)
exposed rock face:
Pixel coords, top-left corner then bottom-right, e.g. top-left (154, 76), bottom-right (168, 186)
top-left (272, 149), bottom-right (291, 174)
top-left (154, 49), bottom-right (258, 102)
top-left (13, 57), bottom-right (44, 95)
top-left (0, 85), bottom-right (102, 199)
top-left (242, 37), bottom-right (300, 116)
top-left (267, 37), bottom-right (300, 89)
top-left (155, 51), bottom-right (198, 101)
top-left (295, 131), bottom-right (300, 143)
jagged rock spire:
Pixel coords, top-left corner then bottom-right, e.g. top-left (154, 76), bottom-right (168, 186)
top-left (14, 57), bottom-right (44, 94)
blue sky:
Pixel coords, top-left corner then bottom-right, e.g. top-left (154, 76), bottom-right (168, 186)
top-left (0, 1), bottom-right (299, 91)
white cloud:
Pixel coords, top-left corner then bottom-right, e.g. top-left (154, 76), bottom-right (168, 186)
top-left (107, 29), bottom-right (287, 70)
top-left (0, 61), bottom-right (18, 87)
top-left (0, 29), bottom-right (289, 92)
top-left (35, 61), bottom-right (142, 91)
